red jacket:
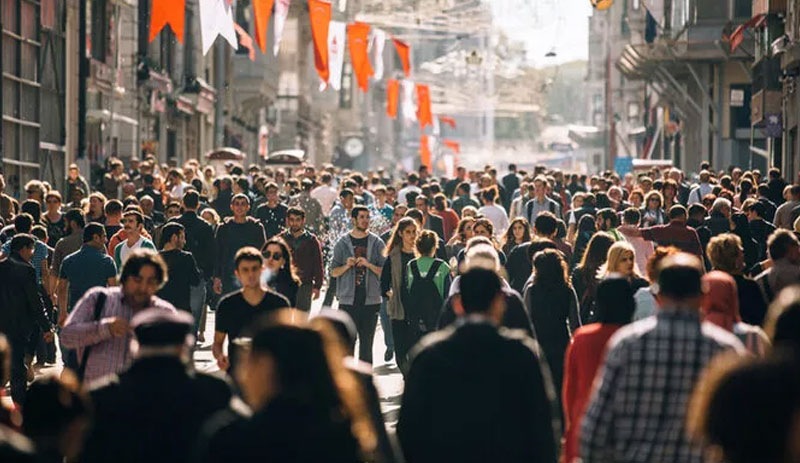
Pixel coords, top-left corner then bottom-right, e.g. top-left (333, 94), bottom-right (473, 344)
top-left (561, 323), bottom-right (623, 463)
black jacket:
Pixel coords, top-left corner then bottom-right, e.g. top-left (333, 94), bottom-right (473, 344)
top-left (82, 356), bottom-right (232, 463)
top-left (438, 287), bottom-right (535, 338)
top-left (424, 214), bottom-right (446, 242)
top-left (397, 320), bottom-right (559, 463)
top-left (174, 211), bottom-right (216, 276)
top-left (0, 255), bottom-right (51, 339)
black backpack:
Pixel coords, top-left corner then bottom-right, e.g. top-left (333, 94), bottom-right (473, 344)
top-left (406, 260), bottom-right (445, 333)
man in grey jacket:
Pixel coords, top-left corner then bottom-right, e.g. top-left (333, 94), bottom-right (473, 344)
top-left (330, 205), bottom-right (386, 364)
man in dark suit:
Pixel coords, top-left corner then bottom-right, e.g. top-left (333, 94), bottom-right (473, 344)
top-left (502, 163), bottom-right (521, 210)
top-left (397, 268), bottom-right (559, 463)
top-left (414, 195), bottom-right (445, 241)
top-left (81, 309), bottom-right (232, 463)
top-left (0, 234), bottom-right (55, 405)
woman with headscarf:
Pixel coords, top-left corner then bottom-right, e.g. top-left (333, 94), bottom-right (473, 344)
top-left (562, 277), bottom-right (636, 463)
top-left (701, 271), bottom-right (769, 356)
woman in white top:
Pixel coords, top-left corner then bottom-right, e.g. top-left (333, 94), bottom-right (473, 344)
top-left (477, 187), bottom-right (509, 238)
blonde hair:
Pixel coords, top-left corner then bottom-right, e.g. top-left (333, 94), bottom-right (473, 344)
top-left (601, 241), bottom-right (641, 278)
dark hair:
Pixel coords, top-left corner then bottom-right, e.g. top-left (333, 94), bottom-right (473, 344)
top-left (83, 222), bottom-right (106, 243)
top-left (688, 203), bottom-right (707, 219)
top-left (532, 249), bottom-right (568, 287)
top-left (533, 212), bottom-right (557, 237)
top-left (264, 238), bottom-right (300, 285)
top-left (596, 208), bottom-right (619, 229)
top-left (22, 373), bottom-right (90, 444)
top-left (404, 208), bottom-right (424, 224)
top-left (234, 246), bottom-right (264, 268)
top-left (65, 209), bottom-right (85, 229)
top-left (123, 210), bottom-right (144, 226)
top-left (656, 253), bottom-right (704, 299)
top-left (339, 188), bottom-right (354, 199)
top-left (622, 207), bottom-right (641, 225)
top-left (182, 190), bottom-right (200, 209)
top-left (480, 187), bottom-right (498, 203)
top-left (414, 194), bottom-right (430, 207)
top-left (160, 222), bottom-right (184, 248)
top-left (459, 268), bottom-right (503, 314)
top-left (765, 286), bottom-right (800, 351)
top-left (457, 181), bottom-right (471, 195)
top-left (230, 193), bottom-right (250, 205)
top-left (14, 212), bottom-right (34, 233)
top-left (104, 199), bottom-right (123, 216)
top-left (415, 230), bottom-right (439, 256)
top-left (31, 225), bottom-right (47, 242)
top-left (577, 232), bottom-right (615, 274)
top-left (287, 206), bottom-right (305, 219)
top-left (143, 174), bottom-right (155, 185)
top-left (236, 177), bottom-right (249, 192)
top-left (9, 234), bottom-right (35, 254)
top-left (384, 217), bottom-right (417, 255)
top-left (351, 205), bottom-right (369, 219)
top-left (768, 230), bottom-right (799, 261)
top-left (668, 204), bottom-right (688, 220)
top-left (21, 200), bottom-right (42, 222)
top-left (120, 249), bottom-right (168, 288)
top-left (596, 277), bottom-right (635, 324)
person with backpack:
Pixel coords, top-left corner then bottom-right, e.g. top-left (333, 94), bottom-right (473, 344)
top-left (404, 230), bottom-right (451, 350)
top-left (525, 175), bottom-right (561, 224)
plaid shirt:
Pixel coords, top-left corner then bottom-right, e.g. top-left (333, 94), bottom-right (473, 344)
top-left (579, 309), bottom-right (744, 463)
top-left (60, 287), bottom-right (175, 385)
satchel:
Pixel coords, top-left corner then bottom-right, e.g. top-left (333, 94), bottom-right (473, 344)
top-left (76, 291), bottom-right (107, 382)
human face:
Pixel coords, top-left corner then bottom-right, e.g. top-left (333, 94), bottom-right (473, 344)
top-left (18, 245), bottom-right (34, 262)
top-left (354, 210), bottom-right (370, 232)
top-left (235, 259), bottom-right (265, 289)
top-left (140, 200), bottom-right (154, 215)
top-left (630, 193), bottom-right (643, 208)
top-left (122, 264), bottom-right (162, 309)
top-left (166, 206), bottom-right (181, 219)
top-left (201, 211), bottom-right (215, 224)
top-left (473, 224), bottom-right (491, 238)
top-left (46, 196), bottom-right (61, 213)
top-left (264, 244), bottom-right (286, 273)
top-left (266, 187), bottom-right (279, 202)
top-left (401, 224), bottom-right (418, 249)
top-left (615, 251), bottom-right (635, 276)
top-left (231, 198), bottom-right (250, 218)
top-left (89, 197), bottom-right (104, 215)
top-left (647, 197), bottom-right (661, 210)
top-left (287, 214), bottom-right (305, 234)
top-left (463, 222), bottom-right (475, 240)
top-left (68, 169), bottom-right (78, 180)
top-left (174, 230), bottom-right (186, 250)
top-left (123, 216), bottom-right (142, 235)
top-left (341, 195), bottom-right (355, 210)
top-left (534, 181), bottom-right (545, 198)
top-left (512, 222), bottom-right (526, 242)
top-left (414, 198), bottom-right (428, 213)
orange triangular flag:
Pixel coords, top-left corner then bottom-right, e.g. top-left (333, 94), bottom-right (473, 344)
top-left (233, 23), bottom-right (256, 61)
top-left (252, 0), bottom-right (275, 53)
top-left (348, 22), bottom-right (374, 92)
top-left (386, 79), bottom-right (400, 119)
top-left (420, 135), bottom-right (432, 168)
top-left (443, 139), bottom-right (461, 154)
top-left (309, 0), bottom-right (331, 83)
top-left (416, 84), bottom-right (433, 129)
top-left (150, 0), bottom-right (186, 43)
top-left (392, 38), bottom-right (411, 77)
top-left (439, 116), bottom-right (456, 129)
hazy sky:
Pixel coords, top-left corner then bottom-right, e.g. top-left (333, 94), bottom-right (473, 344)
top-left (491, 0), bottom-right (592, 67)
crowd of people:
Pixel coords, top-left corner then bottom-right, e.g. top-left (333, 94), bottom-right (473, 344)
top-left (0, 154), bottom-right (799, 462)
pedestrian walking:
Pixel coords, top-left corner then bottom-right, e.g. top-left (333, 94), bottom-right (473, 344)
top-left (112, 210), bottom-right (156, 269)
top-left (255, 182), bottom-right (288, 239)
top-left (280, 207), bottom-right (324, 311)
top-left (262, 238), bottom-right (300, 306)
top-left (213, 193), bottom-right (266, 296)
top-left (157, 223), bottom-right (201, 316)
top-left (330, 205), bottom-right (386, 365)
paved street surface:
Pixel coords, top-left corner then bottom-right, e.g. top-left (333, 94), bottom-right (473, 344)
top-left (12, 291), bottom-right (405, 430)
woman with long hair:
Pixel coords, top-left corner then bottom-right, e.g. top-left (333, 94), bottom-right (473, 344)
top-left (562, 277), bottom-right (636, 463)
top-left (501, 217), bottom-right (532, 256)
top-left (641, 190), bottom-right (666, 227)
top-left (706, 233), bottom-right (768, 326)
top-left (600, 241), bottom-right (649, 291)
top-left (201, 311), bottom-right (369, 462)
top-left (570, 214), bottom-right (597, 268)
top-left (524, 249), bottom-right (580, 423)
top-left (380, 217), bottom-right (419, 375)
top-left (263, 238), bottom-right (301, 307)
top-left (571, 232), bottom-right (615, 324)
top-left (446, 217), bottom-right (475, 261)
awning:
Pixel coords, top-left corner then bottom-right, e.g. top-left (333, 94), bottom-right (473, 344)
top-left (86, 109), bottom-right (139, 126)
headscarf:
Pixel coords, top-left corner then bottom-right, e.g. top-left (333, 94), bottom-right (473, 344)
top-left (701, 270), bottom-right (741, 332)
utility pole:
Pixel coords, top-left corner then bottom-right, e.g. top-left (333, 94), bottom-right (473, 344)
top-left (77, 0), bottom-right (88, 160)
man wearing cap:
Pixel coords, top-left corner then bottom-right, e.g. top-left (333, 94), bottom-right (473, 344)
top-left (61, 250), bottom-right (176, 385)
top-left (81, 309), bottom-right (231, 463)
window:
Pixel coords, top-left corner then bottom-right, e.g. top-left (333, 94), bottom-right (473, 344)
top-left (88, 0), bottom-right (108, 62)
top-left (235, 0), bottom-right (251, 56)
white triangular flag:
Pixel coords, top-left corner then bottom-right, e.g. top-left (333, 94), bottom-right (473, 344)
top-left (273, 0), bottom-right (291, 56)
top-left (199, 0), bottom-right (238, 55)
top-left (327, 20), bottom-right (346, 90)
top-left (401, 80), bottom-right (417, 123)
top-left (371, 28), bottom-right (386, 81)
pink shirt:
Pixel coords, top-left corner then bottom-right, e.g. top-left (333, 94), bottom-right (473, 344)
top-left (60, 287), bottom-right (176, 385)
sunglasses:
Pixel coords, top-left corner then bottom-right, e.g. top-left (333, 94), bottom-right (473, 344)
top-left (26, 190), bottom-right (37, 194)
top-left (265, 252), bottom-right (284, 261)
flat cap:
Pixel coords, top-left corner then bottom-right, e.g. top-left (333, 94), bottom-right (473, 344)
top-left (131, 309), bottom-right (193, 346)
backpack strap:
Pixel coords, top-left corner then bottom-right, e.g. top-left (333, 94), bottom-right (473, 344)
top-left (77, 291), bottom-right (107, 381)
top-left (424, 260), bottom-right (443, 281)
top-left (526, 201), bottom-right (534, 223)
top-left (410, 260), bottom-right (423, 281)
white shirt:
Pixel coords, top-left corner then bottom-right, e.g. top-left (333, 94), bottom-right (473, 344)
top-left (169, 182), bottom-right (191, 201)
top-left (624, 235), bottom-right (654, 276)
top-left (478, 204), bottom-right (509, 238)
top-left (311, 185), bottom-right (338, 214)
top-left (118, 235), bottom-right (146, 266)
top-left (397, 185), bottom-right (422, 205)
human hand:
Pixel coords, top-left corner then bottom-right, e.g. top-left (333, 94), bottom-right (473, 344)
top-left (312, 288), bottom-right (321, 300)
top-left (216, 354), bottom-right (230, 371)
top-left (43, 331), bottom-right (54, 342)
top-left (346, 257), bottom-right (357, 268)
top-left (106, 317), bottom-right (129, 337)
top-left (213, 278), bottom-right (222, 295)
top-left (355, 257), bottom-right (368, 267)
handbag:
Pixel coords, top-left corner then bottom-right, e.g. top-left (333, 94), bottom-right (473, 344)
top-left (76, 291), bottom-right (107, 381)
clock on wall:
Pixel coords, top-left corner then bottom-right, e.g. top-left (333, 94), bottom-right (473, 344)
top-left (343, 136), bottom-right (365, 157)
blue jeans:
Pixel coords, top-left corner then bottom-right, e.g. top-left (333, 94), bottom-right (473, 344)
top-left (379, 299), bottom-right (394, 350)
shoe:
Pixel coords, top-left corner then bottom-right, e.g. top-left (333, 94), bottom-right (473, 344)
top-left (384, 349), bottom-right (394, 362)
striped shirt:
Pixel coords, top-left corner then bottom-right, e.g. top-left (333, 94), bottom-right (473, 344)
top-left (60, 287), bottom-right (175, 386)
top-left (580, 309), bottom-right (745, 463)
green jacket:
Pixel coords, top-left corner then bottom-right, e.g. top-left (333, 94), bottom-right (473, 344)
top-left (113, 237), bottom-right (156, 270)
top-left (405, 256), bottom-right (451, 299)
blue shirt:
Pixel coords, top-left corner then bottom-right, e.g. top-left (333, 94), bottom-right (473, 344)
top-left (59, 245), bottom-right (117, 312)
top-left (371, 203), bottom-right (394, 222)
top-left (2, 239), bottom-right (49, 283)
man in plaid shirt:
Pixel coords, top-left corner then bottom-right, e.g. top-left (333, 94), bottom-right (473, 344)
top-left (579, 253), bottom-right (745, 463)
